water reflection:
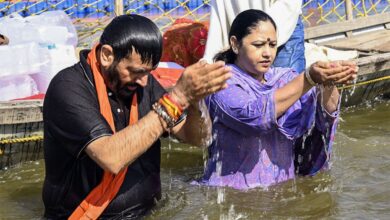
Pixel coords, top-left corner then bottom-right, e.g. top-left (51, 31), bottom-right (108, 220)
top-left (0, 160), bottom-right (44, 218)
top-left (0, 99), bottom-right (389, 219)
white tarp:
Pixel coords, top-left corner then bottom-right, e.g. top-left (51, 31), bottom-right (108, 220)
top-left (305, 43), bottom-right (359, 68)
top-left (0, 11), bottom-right (78, 101)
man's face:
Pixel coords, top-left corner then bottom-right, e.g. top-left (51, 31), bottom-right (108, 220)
top-left (106, 51), bottom-right (154, 100)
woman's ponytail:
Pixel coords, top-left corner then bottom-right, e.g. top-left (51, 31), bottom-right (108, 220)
top-left (213, 48), bottom-right (236, 64)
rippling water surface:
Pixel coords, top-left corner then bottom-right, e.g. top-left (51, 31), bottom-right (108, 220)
top-left (1, 99), bottom-right (389, 219)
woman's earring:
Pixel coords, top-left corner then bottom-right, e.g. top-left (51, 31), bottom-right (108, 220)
top-left (232, 48), bottom-right (238, 54)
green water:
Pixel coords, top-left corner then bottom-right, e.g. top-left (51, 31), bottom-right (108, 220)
top-left (1, 99), bottom-right (389, 219)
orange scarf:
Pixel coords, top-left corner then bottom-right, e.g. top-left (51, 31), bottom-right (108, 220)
top-left (69, 46), bottom-right (138, 220)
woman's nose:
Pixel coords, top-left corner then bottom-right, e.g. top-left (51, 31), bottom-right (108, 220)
top-left (262, 46), bottom-right (271, 58)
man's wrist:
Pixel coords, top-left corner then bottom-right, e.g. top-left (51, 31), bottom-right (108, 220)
top-left (170, 88), bottom-right (190, 110)
top-left (153, 110), bottom-right (169, 132)
top-left (152, 93), bottom-right (188, 128)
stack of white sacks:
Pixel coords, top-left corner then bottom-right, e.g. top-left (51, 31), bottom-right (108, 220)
top-left (0, 11), bottom-right (78, 101)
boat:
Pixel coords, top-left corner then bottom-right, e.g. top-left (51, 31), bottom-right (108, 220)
top-left (304, 13), bottom-right (390, 106)
top-left (0, 98), bottom-right (43, 169)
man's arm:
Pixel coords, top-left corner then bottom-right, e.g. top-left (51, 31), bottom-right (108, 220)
top-left (168, 61), bottom-right (231, 147)
top-left (86, 60), bottom-right (231, 174)
top-left (86, 111), bottom-right (165, 174)
top-left (170, 100), bottom-right (212, 148)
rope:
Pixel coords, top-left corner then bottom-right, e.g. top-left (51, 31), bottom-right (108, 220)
top-left (338, 75), bottom-right (390, 90)
top-left (0, 135), bottom-right (43, 145)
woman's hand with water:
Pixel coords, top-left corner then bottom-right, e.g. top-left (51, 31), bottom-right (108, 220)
top-left (308, 60), bottom-right (358, 86)
top-left (169, 60), bottom-right (232, 109)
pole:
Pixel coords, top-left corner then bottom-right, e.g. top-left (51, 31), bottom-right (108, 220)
top-left (345, 0), bottom-right (353, 20)
top-left (114, 0), bottom-right (124, 16)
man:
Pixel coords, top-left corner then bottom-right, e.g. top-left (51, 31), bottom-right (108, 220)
top-left (42, 14), bottom-right (231, 219)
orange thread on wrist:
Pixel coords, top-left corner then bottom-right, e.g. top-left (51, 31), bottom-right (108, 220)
top-left (164, 94), bottom-right (184, 111)
top-left (159, 94), bottom-right (183, 120)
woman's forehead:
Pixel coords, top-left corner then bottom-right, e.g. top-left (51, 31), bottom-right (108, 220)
top-left (246, 23), bottom-right (277, 41)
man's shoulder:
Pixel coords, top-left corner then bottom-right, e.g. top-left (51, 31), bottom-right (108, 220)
top-left (45, 62), bottom-right (95, 101)
top-left (51, 62), bottom-right (86, 85)
top-left (48, 62), bottom-right (94, 92)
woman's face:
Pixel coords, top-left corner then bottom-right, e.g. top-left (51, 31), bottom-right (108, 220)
top-left (234, 21), bottom-right (277, 78)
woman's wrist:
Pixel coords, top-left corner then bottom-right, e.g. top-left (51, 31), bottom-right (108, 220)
top-left (304, 67), bottom-right (318, 87)
top-left (318, 84), bottom-right (339, 115)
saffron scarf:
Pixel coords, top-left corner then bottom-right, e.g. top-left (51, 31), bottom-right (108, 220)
top-left (69, 45), bottom-right (138, 220)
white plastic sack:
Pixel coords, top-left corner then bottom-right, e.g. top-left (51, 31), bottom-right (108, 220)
top-left (0, 43), bottom-right (77, 94)
top-left (26, 10), bottom-right (78, 46)
top-left (31, 45), bottom-right (77, 93)
top-left (0, 75), bottom-right (39, 101)
top-left (0, 11), bottom-right (78, 97)
top-left (305, 43), bottom-right (358, 68)
top-left (0, 43), bottom-right (49, 78)
top-left (0, 10), bottom-right (77, 46)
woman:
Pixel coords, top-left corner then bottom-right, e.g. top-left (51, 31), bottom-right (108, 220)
top-left (203, 0), bottom-right (304, 73)
top-left (199, 9), bottom-right (357, 189)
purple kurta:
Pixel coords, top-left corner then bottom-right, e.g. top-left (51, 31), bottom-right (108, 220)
top-left (199, 64), bottom-right (338, 190)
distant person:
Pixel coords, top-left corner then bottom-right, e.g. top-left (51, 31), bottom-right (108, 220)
top-left (0, 34), bottom-right (9, 45)
top-left (199, 9), bottom-right (358, 189)
top-left (42, 14), bottom-right (231, 219)
top-left (204, 0), bottom-right (305, 73)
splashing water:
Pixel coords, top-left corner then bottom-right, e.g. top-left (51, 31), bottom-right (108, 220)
top-left (168, 169), bottom-right (172, 190)
top-left (167, 132), bottom-right (171, 160)
top-left (344, 90), bottom-right (349, 103)
top-left (216, 155), bottom-right (222, 176)
top-left (220, 205), bottom-right (247, 220)
top-left (203, 147), bottom-right (209, 172)
top-left (217, 187), bottom-right (225, 204)
top-left (197, 99), bottom-right (214, 147)
top-left (349, 77), bottom-right (358, 96)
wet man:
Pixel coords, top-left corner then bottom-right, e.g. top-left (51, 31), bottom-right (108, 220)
top-left (42, 14), bottom-right (231, 219)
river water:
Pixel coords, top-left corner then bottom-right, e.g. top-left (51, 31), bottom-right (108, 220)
top-left (0, 98), bottom-right (389, 219)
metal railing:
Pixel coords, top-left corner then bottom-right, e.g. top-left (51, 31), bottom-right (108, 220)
top-left (0, 0), bottom-right (389, 46)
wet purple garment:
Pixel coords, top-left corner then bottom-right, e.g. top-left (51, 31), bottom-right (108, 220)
top-left (199, 64), bottom-right (338, 190)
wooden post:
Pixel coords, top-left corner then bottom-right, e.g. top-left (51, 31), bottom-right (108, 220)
top-left (345, 0), bottom-right (353, 21)
top-left (114, 0), bottom-right (124, 16)
top-left (345, 0), bottom-right (354, 37)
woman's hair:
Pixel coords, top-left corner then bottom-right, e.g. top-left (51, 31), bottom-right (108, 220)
top-left (100, 14), bottom-right (162, 67)
top-left (214, 9), bottom-right (277, 64)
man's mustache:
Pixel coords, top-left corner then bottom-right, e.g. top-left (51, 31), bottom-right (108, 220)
top-left (116, 82), bottom-right (139, 100)
top-left (120, 82), bottom-right (139, 91)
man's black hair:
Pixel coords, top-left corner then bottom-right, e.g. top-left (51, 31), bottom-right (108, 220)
top-left (100, 14), bottom-right (162, 67)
